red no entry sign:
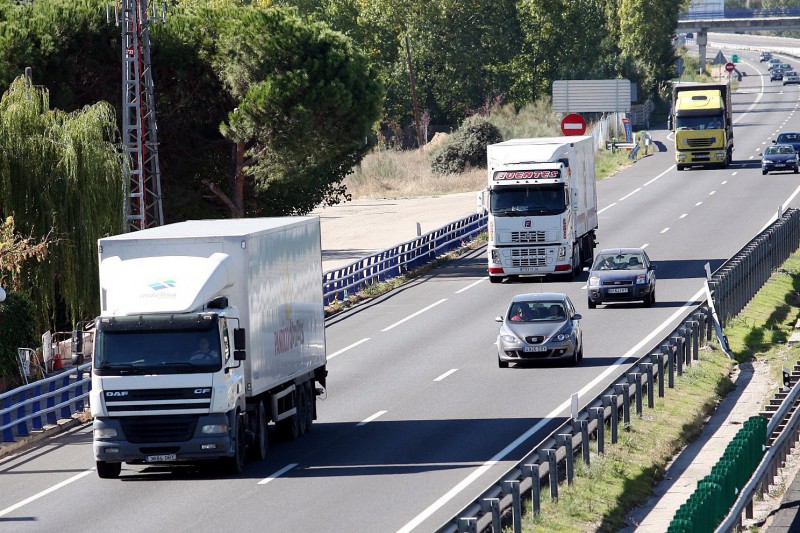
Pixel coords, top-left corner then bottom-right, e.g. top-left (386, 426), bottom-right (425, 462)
top-left (725, 62), bottom-right (735, 72)
top-left (561, 113), bottom-right (587, 136)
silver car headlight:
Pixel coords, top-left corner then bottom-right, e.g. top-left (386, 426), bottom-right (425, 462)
top-left (552, 324), bottom-right (573, 342)
top-left (500, 334), bottom-right (523, 345)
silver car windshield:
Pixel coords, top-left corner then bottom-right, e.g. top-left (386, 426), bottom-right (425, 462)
top-left (508, 301), bottom-right (566, 322)
top-left (594, 253), bottom-right (645, 270)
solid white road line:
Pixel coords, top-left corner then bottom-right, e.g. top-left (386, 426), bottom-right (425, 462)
top-left (0, 468), bottom-right (95, 518)
top-left (597, 202), bottom-right (617, 214)
top-left (618, 188), bottom-right (641, 201)
top-left (327, 338), bottom-right (371, 360)
top-left (455, 279), bottom-right (485, 294)
top-left (643, 166), bottom-right (674, 187)
top-left (257, 463), bottom-right (298, 485)
top-left (357, 411), bottom-right (387, 427)
top-left (381, 299), bottom-right (447, 332)
top-left (398, 287), bottom-right (708, 533)
top-left (434, 369), bottom-right (458, 382)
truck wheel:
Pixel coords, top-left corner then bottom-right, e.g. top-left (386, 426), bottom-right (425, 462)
top-left (676, 164), bottom-right (684, 171)
top-left (96, 460), bottom-right (121, 479)
top-left (489, 276), bottom-right (502, 284)
top-left (302, 382), bottom-right (315, 433)
top-left (224, 414), bottom-right (246, 475)
top-left (248, 401), bottom-right (269, 461)
top-left (297, 385), bottom-right (308, 436)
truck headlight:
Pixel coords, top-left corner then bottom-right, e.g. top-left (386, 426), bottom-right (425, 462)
top-left (490, 249), bottom-right (501, 264)
top-left (558, 247), bottom-right (567, 258)
top-left (715, 152), bottom-right (725, 159)
top-left (95, 428), bottom-right (118, 439)
top-left (201, 423), bottom-right (228, 434)
top-left (677, 153), bottom-right (686, 161)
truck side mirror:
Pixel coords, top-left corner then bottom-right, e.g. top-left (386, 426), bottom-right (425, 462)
top-left (667, 115), bottom-right (674, 131)
top-left (476, 190), bottom-right (487, 215)
top-left (71, 329), bottom-right (83, 355)
top-left (234, 349), bottom-right (246, 361)
top-left (234, 327), bottom-right (246, 349)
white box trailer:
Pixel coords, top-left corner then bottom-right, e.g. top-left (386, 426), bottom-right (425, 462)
top-left (480, 136), bottom-right (598, 281)
top-left (88, 217), bottom-right (326, 478)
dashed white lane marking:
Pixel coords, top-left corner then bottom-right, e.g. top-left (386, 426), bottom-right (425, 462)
top-left (357, 410), bottom-right (387, 427)
top-left (660, 227), bottom-right (670, 234)
top-left (619, 188), bottom-right (641, 201)
top-left (381, 299), bottom-right (447, 332)
top-left (455, 279), bottom-right (484, 294)
top-left (679, 214), bottom-right (688, 219)
top-left (327, 338), bottom-right (371, 360)
top-left (709, 191), bottom-right (717, 196)
top-left (696, 201), bottom-right (703, 206)
top-left (258, 463), bottom-right (298, 485)
top-left (434, 369), bottom-right (458, 382)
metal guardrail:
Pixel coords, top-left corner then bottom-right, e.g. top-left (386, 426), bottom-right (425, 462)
top-left (679, 8), bottom-right (800, 20)
top-left (437, 208), bottom-right (800, 533)
top-left (322, 212), bottom-right (487, 305)
top-left (1, 363), bottom-right (91, 443)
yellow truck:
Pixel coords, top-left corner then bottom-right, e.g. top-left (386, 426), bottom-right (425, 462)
top-left (668, 82), bottom-right (733, 170)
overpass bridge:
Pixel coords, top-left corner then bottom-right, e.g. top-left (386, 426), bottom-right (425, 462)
top-left (677, 9), bottom-right (800, 72)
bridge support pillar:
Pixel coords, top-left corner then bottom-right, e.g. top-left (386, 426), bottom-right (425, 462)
top-left (697, 29), bottom-right (708, 74)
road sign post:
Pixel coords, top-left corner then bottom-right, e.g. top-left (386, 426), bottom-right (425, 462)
top-left (561, 113), bottom-right (587, 136)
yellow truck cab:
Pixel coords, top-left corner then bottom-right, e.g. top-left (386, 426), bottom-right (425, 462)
top-left (668, 82), bottom-right (733, 170)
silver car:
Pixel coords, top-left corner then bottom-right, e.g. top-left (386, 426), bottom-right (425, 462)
top-left (496, 293), bottom-right (583, 367)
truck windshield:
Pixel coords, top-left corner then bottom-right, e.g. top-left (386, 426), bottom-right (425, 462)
top-left (489, 185), bottom-right (566, 216)
top-left (94, 329), bottom-right (222, 375)
top-left (675, 115), bottom-right (724, 130)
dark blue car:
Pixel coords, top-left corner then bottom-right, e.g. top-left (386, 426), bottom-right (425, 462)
top-left (761, 144), bottom-right (799, 175)
top-left (775, 132), bottom-right (800, 153)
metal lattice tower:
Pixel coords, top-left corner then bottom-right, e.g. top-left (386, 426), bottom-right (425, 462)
top-left (118, 0), bottom-right (164, 231)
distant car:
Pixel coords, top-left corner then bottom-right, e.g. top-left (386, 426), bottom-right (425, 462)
top-left (496, 293), bottom-right (583, 367)
top-left (780, 63), bottom-right (792, 71)
top-left (784, 71), bottom-right (800, 85)
top-left (774, 132), bottom-right (800, 153)
top-left (769, 62), bottom-right (789, 71)
top-left (586, 248), bottom-right (656, 308)
top-left (768, 58), bottom-right (781, 67)
top-left (771, 69), bottom-right (785, 82)
top-left (761, 144), bottom-right (799, 175)
top-left (760, 52), bottom-right (773, 62)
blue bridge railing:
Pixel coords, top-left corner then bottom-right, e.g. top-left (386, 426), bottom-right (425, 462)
top-left (1, 363), bottom-right (91, 443)
top-left (322, 212), bottom-right (487, 306)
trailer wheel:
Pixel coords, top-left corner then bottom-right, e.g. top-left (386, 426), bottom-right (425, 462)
top-left (297, 385), bottom-right (308, 436)
top-left (248, 401), bottom-right (269, 461)
top-left (224, 412), bottom-right (246, 475)
top-left (96, 460), bottom-right (121, 479)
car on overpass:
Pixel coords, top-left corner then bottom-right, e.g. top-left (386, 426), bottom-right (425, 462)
top-left (761, 144), bottom-right (799, 175)
top-left (771, 69), bottom-right (786, 82)
top-left (585, 248), bottom-right (657, 308)
top-left (783, 71), bottom-right (800, 85)
top-left (495, 292), bottom-right (583, 368)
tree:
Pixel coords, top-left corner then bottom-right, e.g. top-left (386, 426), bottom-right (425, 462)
top-left (198, 6), bottom-right (384, 216)
top-left (0, 75), bottom-right (123, 331)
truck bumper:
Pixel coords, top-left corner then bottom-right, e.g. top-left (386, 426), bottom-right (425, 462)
top-left (676, 149), bottom-right (728, 165)
top-left (93, 414), bottom-right (234, 463)
top-left (488, 245), bottom-right (570, 276)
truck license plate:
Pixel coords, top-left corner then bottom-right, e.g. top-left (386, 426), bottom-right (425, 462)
top-left (518, 267), bottom-right (538, 272)
top-left (145, 454), bottom-right (177, 463)
top-left (524, 346), bottom-right (547, 352)
top-left (608, 288), bottom-right (628, 294)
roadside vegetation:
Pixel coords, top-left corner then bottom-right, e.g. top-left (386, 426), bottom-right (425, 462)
top-left (512, 253), bottom-right (800, 532)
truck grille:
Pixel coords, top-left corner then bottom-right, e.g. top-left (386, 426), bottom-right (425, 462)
top-left (121, 415), bottom-right (199, 443)
top-left (510, 231), bottom-right (547, 243)
top-left (686, 138), bottom-right (715, 148)
top-left (510, 248), bottom-right (548, 267)
top-left (104, 387), bottom-right (212, 413)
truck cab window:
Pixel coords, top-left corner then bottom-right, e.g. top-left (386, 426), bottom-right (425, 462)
top-left (490, 185), bottom-right (566, 216)
top-left (221, 318), bottom-right (231, 362)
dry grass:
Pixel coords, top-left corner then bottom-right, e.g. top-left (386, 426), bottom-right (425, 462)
top-left (344, 147), bottom-right (485, 199)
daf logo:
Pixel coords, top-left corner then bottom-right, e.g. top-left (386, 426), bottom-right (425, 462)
top-left (194, 388), bottom-right (211, 394)
top-left (106, 391), bottom-right (128, 397)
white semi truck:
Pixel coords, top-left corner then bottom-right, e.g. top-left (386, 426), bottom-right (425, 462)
top-left (85, 218), bottom-right (326, 478)
top-left (479, 136), bottom-right (598, 282)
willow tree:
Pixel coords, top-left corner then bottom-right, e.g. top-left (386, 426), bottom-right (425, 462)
top-left (0, 75), bottom-right (124, 331)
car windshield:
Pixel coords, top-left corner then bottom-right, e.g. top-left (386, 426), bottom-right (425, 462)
top-left (508, 301), bottom-right (566, 322)
top-left (767, 146), bottom-right (796, 155)
top-left (489, 184), bottom-right (566, 216)
top-left (593, 253), bottom-right (645, 271)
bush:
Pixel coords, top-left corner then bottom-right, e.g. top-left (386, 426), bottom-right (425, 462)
top-left (0, 291), bottom-right (38, 387)
top-left (431, 117), bottom-right (503, 174)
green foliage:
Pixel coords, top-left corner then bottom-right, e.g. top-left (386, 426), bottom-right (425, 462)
top-left (430, 116), bottom-right (502, 174)
top-left (0, 76), bottom-right (123, 331)
top-left (0, 291), bottom-right (37, 385)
